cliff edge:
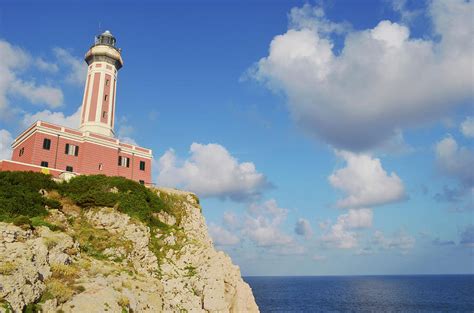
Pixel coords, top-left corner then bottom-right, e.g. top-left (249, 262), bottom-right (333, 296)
top-left (0, 172), bottom-right (258, 312)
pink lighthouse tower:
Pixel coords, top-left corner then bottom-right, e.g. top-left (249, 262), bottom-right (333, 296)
top-left (80, 30), bottom-right (123, 137)
top-left (0, 31), bottom-right (153, 184)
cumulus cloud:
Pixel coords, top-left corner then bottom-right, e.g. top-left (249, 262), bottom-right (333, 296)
top-left (249, 1), bottom-right (473, 151)
top-left (435, 137), bottom-right (474, 188)
top-left (22, 107), bottom-right (81, 129)
top-left (294, 218), bottom-right (313, 239)
top-left (244, 199), bottom-right (293, 247)
top-left (208, 223), bottom-right (240, 246)
top-left (223, 211), bottom-right (240, 230)
top-left (0, 129), bottom-right (13, 160)
top-left (35, 57), bottom-right (59, 73)
top-left (207, 200), bottom-right (298, 252)
top-left (329, 151), bottom-right (406, 209)
top-left (460, 116), bottom-right (474, 138)
top-left (157, 143), bottom-right (270, 201)
top-left (372, 230), bottom-right (415, 252)
top-left (321, 209), bottom-right (373, 249)
top-left (10, 80), bottom-right (63, 108)
top-left (390, 0), bottom-right (422, 24)
top-left (288, 4), bottom-right (349, 35)
top-left (116, 117), bottom-right (138, 145)
top-left (53, 48), bottom-right (87, 86)
top-left (0, 39), bottom-right (63, 118)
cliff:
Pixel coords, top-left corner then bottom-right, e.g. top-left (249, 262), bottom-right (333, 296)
top-left (0, 172), bottom-right (258, 312)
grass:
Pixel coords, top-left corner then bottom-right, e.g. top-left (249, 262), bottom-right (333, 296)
top-left (71, 214), bottom-right (133, 261)
top-left (184, 265), bottom-right (197, 277)
top-left (42, 279), bottom-right (75, 304)
top-left (0, 262), bottom-right (17, 275)
top-left (43, 237), bottom-right (59, 249)
top-left (117, 296), bottom-right (130, 308)
top-left (50, 263), bottom-right (79, 280)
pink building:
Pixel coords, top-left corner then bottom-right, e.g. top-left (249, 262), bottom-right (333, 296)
top-left (0, 31), bottom-right (153, 184)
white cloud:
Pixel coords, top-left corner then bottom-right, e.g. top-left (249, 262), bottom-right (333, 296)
top-left (250, 1), bottom-right (474, 151)
top-left (460, 224), bottom-right (474, 247)
top-left (294, 218), bottom-right (313, 239)
top-left (273, 244), bottom-right (306, 256)
top-left (243, 199), bottom-right (293, 247)
top-left (53, 48), bottom-right (87, 86)
top-left (223, 211), bottom-right (240, 230)
top-left (337, 208), bottom-right (373, 229)
top-left (460, 116), bottom-right (474, 138)
top-left (355, 247), bottom-right (373, 256)
top-left (320, 209), bottom-right (373, 249)
top-left (10, 80), bottom-right (63, 108)
top-left (210, 200), bottom-right (300, 252)
top-left (288, 4), bottom-right (349, 35)
top-left (22, 106), bottom-right (81, 129)
top-left (157, 143), bottom-right (269, 201)
top-left (0, 40), bottom-right (63, 118)
top-left (0, 129), bottom-right (13, 160)
top-left (372, 230), bottom-right (415, 252)
top-left (321, 222), bottom-right (358, 249)
top-left (208, 223), bottom-right (240, 246)
top-left (329, 151), bottom-right (406, 209)
top-left (35, 57), bottom-right (59, 73)
top-left (435, 136), bottom-right (474, 188)
top-left (318, 219), bottom-right (330, 230)
top-left (116, 117), bottom-right (138, 145)
top-left (312, 255), bottom-right (327, 262)
top-left (390, 0), bottom-right (422, 24)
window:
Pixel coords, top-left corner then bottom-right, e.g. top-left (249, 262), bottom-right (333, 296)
top-left (98, 163), bottom-right (103, 171)
top-left (104, 94), bottom-right (108, 101)
top-left (65, 143), bottom-right (79, 156)
top-left (118, 156), bottom-right (130, 168)
top-left (40, 161), bottom-right (48, 167)
top-left (43, 138), bottom-right (51, 150)
top-left (106, 79), bottom-right (110, 86)
top-left (139, 161), bottom-right (146, 171)
top-left (66, 166), bottom-right (73, 172)
top-left (139, 180), bottom-right (145, 185)
top-left (19, 147), bottom-right (24, 157)
top-left (102, 111), bottom-right (107, 118)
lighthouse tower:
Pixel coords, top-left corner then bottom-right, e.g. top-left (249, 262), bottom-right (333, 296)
top-left (3, 30), bottom-right (153, 185)
top-left (79, 30), bottom-right (123, 137)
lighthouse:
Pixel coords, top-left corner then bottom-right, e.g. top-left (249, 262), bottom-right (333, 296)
top-left (1, 31), bottom-right (153, 185)
top-left (80, 30), bottom-right (123, 137)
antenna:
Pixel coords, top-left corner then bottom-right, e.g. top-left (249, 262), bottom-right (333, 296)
top-left (98, 21), bottom-right (102, 33)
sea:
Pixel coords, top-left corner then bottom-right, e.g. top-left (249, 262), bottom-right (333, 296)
top-left (244, 275), bottom-right (474, 313)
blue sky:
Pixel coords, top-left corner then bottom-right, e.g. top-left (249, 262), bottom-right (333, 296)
top-left (0, 0), bottom-right (472, 276)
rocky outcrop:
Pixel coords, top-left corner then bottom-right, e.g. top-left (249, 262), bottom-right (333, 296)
top-left (0, 188), bottom-right (259, 312)
top-left (154, 189), bottom-right (258, 312)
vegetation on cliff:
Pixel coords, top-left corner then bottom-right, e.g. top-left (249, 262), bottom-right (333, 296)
top-left (0, 171), bottom-right (190, 262)
top-left (0, 171), bottom-right (258, 313)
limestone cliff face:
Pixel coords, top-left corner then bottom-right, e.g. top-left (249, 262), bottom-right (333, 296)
top-left (0, 188), bottom-right (259, 313)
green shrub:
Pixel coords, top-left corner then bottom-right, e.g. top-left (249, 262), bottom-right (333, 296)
top-left (12, 215), bottom-right (31, 227)
top-left (60, 175), bottom-right (170, 228)
top-left (30, 216), bottom-right (64, 232)
top-left (0, 171), bottom-right (58, 222)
